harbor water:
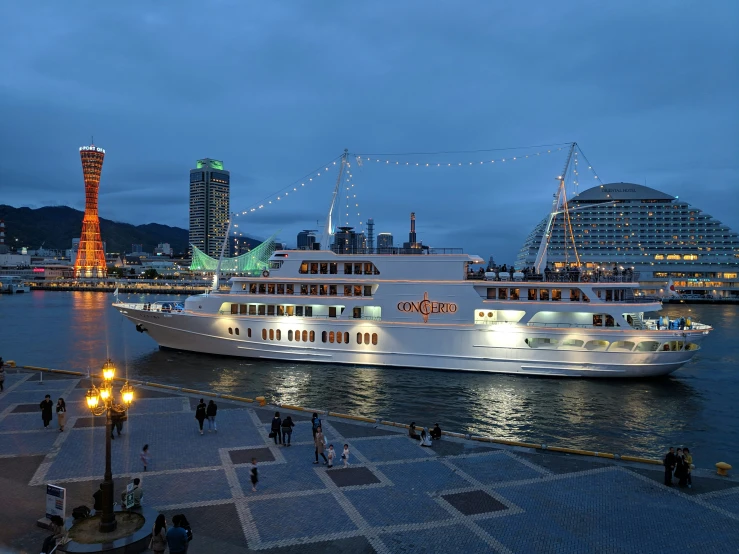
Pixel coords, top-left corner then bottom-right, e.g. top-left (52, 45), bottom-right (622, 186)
top-left (1, 291), bottom-right (737, 466)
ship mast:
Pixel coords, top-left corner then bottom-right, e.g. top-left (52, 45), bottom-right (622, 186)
top-left (212, 213), bottom-right (234, 292)
top-left (321, 149), bottom-right (348, 249)
top-left (534, 142), bottom-right (581, 273)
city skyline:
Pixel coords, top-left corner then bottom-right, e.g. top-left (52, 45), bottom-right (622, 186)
top-left (0, 2), bottom-right (737, 262)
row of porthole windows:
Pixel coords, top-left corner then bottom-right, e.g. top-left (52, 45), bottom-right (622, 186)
top-left (256, 328), bottom-right (379, 346)
top-left (228, 327), bottom-right (252, 337)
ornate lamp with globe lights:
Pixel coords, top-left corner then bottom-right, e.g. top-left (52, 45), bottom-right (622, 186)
top-left (85, 359), bottom-right (134, 533)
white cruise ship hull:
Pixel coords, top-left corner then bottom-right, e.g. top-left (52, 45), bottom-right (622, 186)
top-left (117, 307), bottom-right (706, 378)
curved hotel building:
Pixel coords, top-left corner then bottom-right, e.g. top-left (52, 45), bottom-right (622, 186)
top-left (516, 183), bottom-right (739, 299)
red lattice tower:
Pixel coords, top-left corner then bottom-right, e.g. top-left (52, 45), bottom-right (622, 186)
top-left (74, 144), bottom-right (108, 278)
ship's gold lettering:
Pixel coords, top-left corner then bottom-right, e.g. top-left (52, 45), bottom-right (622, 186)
top-left (397, 292), bottom-right (458, 322)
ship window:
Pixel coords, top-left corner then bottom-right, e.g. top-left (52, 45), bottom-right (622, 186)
top-left (329, 331), bottom-right (335, 343)
top-left (310, 285), bottom-right (318, 295)
top-left (268, 284), bottom-right (275, 294)
top-left (344, 285), bottom-right (351, 296)
top-left (354, 285), bottom-right (362, 296)
top-left (310, 331), bottom-right (315, 342)
top-left (310, 263), bottom-right (318, 274)
top-left (236, 328), bottom-right (240, 335)
top-left (487, 312), bottom-right (493, 318)
top-left (248, 328), bottom-right (252, 338)
top-left (478, 311), bottom-right (484, 317)
top-left (250, 283), bottom-right (257, 294)
top-left (277, 305), bottom-right (285, 316)
top-left (248, 305), bottom-right (256, 315)
top-left (231, 304), bottom-right (238, 314)
top-left (329, 307), bottom-right (337, 318)
top-left (364, 263), bottom-right (372, 275)
top-left (286, 284), bottom-right (294, 294)
top-left (487, 288), bottom-right (496, 299)
top-left (301, 285), bottom-right (308, 295)
top-left (336, 331), bottom-right (343, 344)
top-left (560, 338), bottom-right (584, 348)
top-left (305, 307), bottom-right (313, 317)
top-left (344, 263), bottom-right (353, 274)
top-left (605, 315), bottom-right (615, 327)
top-left (353, 307), bottom-right (362, 319)
top-left (302, 330), bottom-right (307, 342)
top-left (296, 306), bottom-right (304, 316)
top-left (320, 262), bottom-right (328, 274)
top-left (354, 263), bottom-right (362, 275)
top-left (498, 288), bottom-right (507, 300)
top-left (242, 283), bottom-right (247, 290)
top-left (258, 305), bottom-right (266, 315)
top-left (583, 293), bottom-right (590, 303)
top-left (685, 343), bottom-right (700, 351)
top-left (551, 289), bottom-right (562, 301)
top-left (593, 314), bottom-right (603, 326)
top-left (228, 327), bottom-right (233, 334)
top-left (584, 340), bottom-right (609, 351)
top-left (330, 262), bottom-right (338, 274)
top-left (286, 305), bottom-right (294, 316)
top-left (269, 329), bottom-right (274, 340)
top-left (374, 265), bottom-right (380, 275)
top-left (609, 341), bottom-right (635, 352)
top-left (288, 330), bottom-right (293, 341)
top-left (605, 290), bottom-right (613, 302)
top-left (329, 285), bottom-right (337, 296)
top-left (570, 289), bottom-right (581, 302)
top-left (240, 304), bottom-right (247, 315)
top-left (267, 305), bottom-right (275, 316)
top-left (259, 284), bottom-right (266, 294)
top-left (322, 331), bottom-right (328, 343)
top-left (372, 333), bottom-right (378, 345)
top-left (276, 329), bottom-right (281, 340)
top-left (357, 332), bottom-right (363, 344)
top-left (528, 289), bottom-right (537, 300)
top-left (295, 330), bottom-right (301, 342)
top-left (262, 329), bottom-right (267, 340)
top-left (299, 262), bottom-right (309, 274)
top-left (277, 284), bottom-right (285, 294)
top-left (364, 285), bottom-right (372, 297)
top-left (364, 332), bottom-right (370, 344)
top-left (527, 337), bottom-right (558, 348)
top-left (539, 289), bottom-right (549, 301)
top-left (510, 288), bottom-right (520, 300)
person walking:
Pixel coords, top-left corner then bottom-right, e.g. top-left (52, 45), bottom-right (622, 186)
top-left (281, 415), bottom-right (295, 446)
top-left (141, 444), bottom-right (150, 472)
top-left (327, 444), bottom-right (336, 468)
top-left (250, 458), bottom-right (258, 492)
top-left (0, 357), bottom-right (6, 392)
top-left (342, 444), bottom-right (350, 468)
top-left (110, 407), bottom-right (124, 439)
top-left (684, 447), bottom-right (694, 489)
top-left (314, 426), bottom-right (328, 465)
top-left (311, 412), bottom-right (322, 439)
top-left (56, 398), bottom-right (67, 432)
top-left (206, 399), bottom-right (218, 433)
top-left (40, 395), bottom-right (53, 429)
top-left (149, 514), bottom-right (167, 554)
top-left (663, 447), bottom-right (676, 486)
top-left (195, 399), bottom-right (207, 435)
top-left (270, 412), bottom-right (282, 445)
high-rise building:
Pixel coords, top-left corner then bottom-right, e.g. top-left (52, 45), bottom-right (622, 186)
top-left (190, 158), bottom-right (230, 258)
top-left (333, 226), bottom-right (367, 253)
top-left (73, 144), bottom-right (107, 278)
top-left (297, 230), bottom-right (317, 250)
top-left (367, 218), bottom-right (375, 250)
top-left (377, 232), bottom-right (393, 251)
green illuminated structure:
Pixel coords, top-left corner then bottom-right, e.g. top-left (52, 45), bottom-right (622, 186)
top-left (190, 235), bottom-right (277, 273)
top-left (196, 159), bottom-right (224, 170)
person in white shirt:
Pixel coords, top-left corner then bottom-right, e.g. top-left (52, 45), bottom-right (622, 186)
top-left (342, 444), bottom-right (350, 468)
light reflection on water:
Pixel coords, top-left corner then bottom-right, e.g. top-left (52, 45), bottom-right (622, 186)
top-left (1, 291), bottom-right (737, 466)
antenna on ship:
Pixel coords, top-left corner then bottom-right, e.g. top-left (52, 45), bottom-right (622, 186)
top-left (321, 149), bottom-right (349, 249)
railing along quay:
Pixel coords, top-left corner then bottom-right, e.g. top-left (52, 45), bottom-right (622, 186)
top-left (30, 279), bottom-right (213, 295)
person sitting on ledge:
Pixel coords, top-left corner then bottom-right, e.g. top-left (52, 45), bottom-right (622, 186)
top-left (430, 423), bottom-right (442, 440)
top-left (120, 477), bottom-right (143, 508)
top-left (420, 428), bottom-right (433, 447)
top-left (408, 422), bottom-right (420, 440)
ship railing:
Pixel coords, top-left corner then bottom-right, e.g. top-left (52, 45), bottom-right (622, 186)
top-left (328, 246), bottom-right (464, 255)
top-left (217, 311), bottom-right (382, 321)
top-left (476, 271), bottom-right (641, 283)
top-left (525, 322), bottom-right (595, 329)
top-left (642, 319), bottom-right (711, 331)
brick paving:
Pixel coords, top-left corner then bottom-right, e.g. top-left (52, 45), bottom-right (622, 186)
top-left (1, 369), bottom-right (738, 553)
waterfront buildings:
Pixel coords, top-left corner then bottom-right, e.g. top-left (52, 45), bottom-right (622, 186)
top-left (73, 144), bottom-right (107, 278)
top-left (297, 230), bottom-right (317, 250)
top-left (377, 232), bottom-right (393, 251)
top-left (516, 183), bottom-right (739, 299)
top-left (189, 158), bottom-right (230, 258)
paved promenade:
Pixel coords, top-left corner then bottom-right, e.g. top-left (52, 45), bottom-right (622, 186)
top-left (1, 369), bottom-right (738, 553)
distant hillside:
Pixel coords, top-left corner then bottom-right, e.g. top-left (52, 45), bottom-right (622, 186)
top-left (0, 205), bottom-right (189, 254)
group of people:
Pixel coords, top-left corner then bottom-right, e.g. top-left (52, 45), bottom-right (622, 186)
top-left (656, 316), bottom-right (691, 330)
top-left (149, 513), bottom-right (193, 554)
top-left (663, 447), bottom-right (694, 488)
top-left (409, 422), bottom-right (442, 446)
top-left (39, 395), bottom-right (67, 431)
top-left (270, 411), bottom-right (296, 445)
top-left (194, 398), bottom-right (218, 435)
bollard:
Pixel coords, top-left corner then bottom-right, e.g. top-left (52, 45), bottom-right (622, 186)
top-left (716, 462), bottom-right (732, 476)
top-left (255, 396), bottom-right (266, 407)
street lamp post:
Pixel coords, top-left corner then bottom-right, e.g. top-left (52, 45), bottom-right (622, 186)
top-left (86, 359), bottom-right (134, 533)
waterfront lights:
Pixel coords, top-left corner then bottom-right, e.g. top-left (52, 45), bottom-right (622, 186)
top-left (102, 359), bottom-right (116, 380)
top-left (86, 388), bottom-right (99, 409)
top-left (121, 382), bottom-right (134, 406)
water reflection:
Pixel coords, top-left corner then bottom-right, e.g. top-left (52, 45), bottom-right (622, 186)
top-left (1, 291), bottom-right (737, 464)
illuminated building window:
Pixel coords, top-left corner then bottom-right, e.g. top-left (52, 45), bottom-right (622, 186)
top-left (683, 254), bottom-right (698, 260)
top-left (725, 273), bottom-right (737, 279)
top-left (654, 254), bottom-right (665, 260)
top-left (667, 254), bottom-right (681, 260)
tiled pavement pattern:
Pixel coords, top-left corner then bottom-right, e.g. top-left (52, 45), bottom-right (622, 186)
top-left (1, 370), bottom-right (738, 553)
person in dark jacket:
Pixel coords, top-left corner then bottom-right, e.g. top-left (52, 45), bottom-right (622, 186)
top-left (430, 423), bottom-right (442, 440)
top-left (110, 407), bottom-right (125, 439)
top-left (195, 399), bottom-right (207, 435)
top-left (271, 412), bottom-right (282, 445)
top-left (206, 400), bottom-right (218, 433)
top-left (281, 416), bottom-right (295, 446)
top-left (663, 447), bottom-right (676, 486)
top-left (311, 412), bottom-right (322, 438)
top-left (40, 395), bottom-right (53, 428)
top-left (675, 448), bottom-right (689, 487)
top-left (408, 422), bottom-right (420, 440)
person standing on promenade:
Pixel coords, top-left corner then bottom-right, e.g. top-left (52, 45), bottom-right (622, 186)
top-left (0, 357), bottom-right (6, 392)
top-left (206, 399), bottom-right (218, 433)
top-left (141, 444), bottom-right (150, 472)
top-left (281, 415), bottom-right (295, 446)
top-left (149, 514), bottom-right (167, 554)
top-left (342, 444), bottom-right (350, 468)
top-left (327, 444), bottom-right (336, 468)
top-left (675, 448), bottom-right (689, 488)
top-left (314, 426), bottom-right (328, 465)
top-left (663, 447), bottom-right (676, 486)
top-left (311, 412), bottom-right (322, 439)
top-left (110, 407), bottom-right (124, 439)
top-left (270, 412), bottom-right (283, 445)
top-left (40, 394), bottom-right (53, 429)
top-left (684, 448), bottom-right (694, 489)
top-left (250, 458), bottom-right (258, 492)
top-left (56, 398), bottom-right (67, 432)
top-left (166, 515), bottom-right (189, 554)
top-left (195, 399), bottom-right (207, 435)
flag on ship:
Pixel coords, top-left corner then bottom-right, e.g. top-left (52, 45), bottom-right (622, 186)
top-left (667, 279), bottom-right (680, 298)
